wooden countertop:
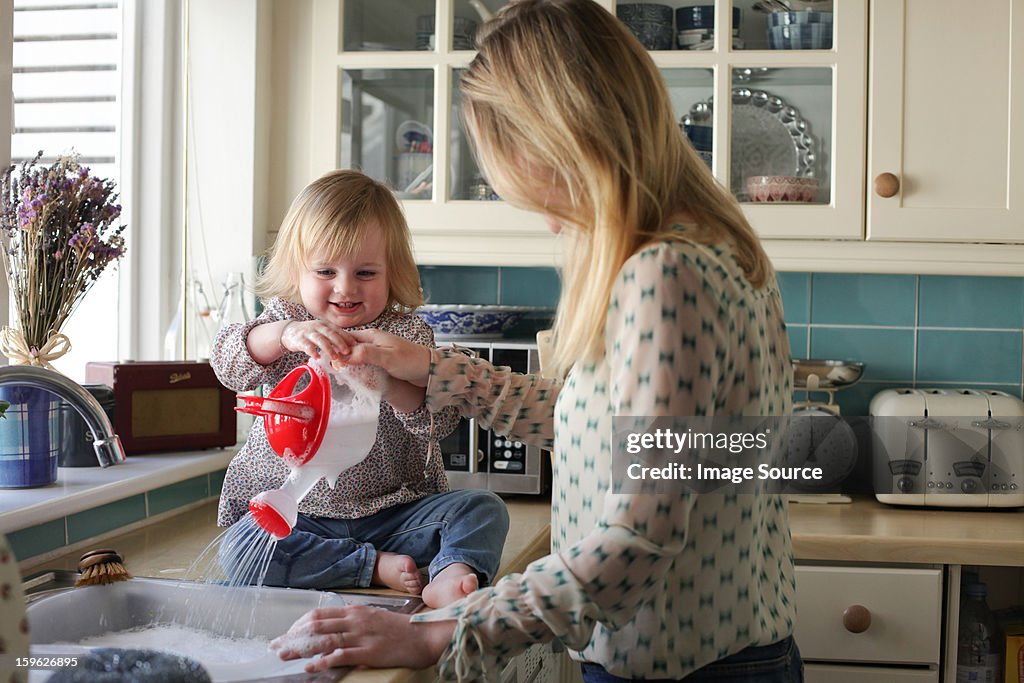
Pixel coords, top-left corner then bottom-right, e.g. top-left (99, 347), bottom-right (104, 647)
top-left (787, 495), bottom-right (1024, 567)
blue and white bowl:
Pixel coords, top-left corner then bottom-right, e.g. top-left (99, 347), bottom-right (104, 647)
top-left (616, 3), bottom-right (673, 24)
top-left (617, 3), bottom-right (674, 50)
top-left (416, 305), bottom-right (550, 338)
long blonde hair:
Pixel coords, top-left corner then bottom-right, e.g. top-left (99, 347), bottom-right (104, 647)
top-left (256, 170), bottom-right (424, 312)
top-left (460, 0), bottom-right (773, 376)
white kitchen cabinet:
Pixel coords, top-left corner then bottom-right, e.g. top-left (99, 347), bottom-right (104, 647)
top-left (283, 1), bottom-right (1024, 273)
top-left (867, 0), bottom-right (1024, 244)
top-left (302, 0), bottom-right (865, 263)
top-left (307, 0), bottom-right (557, 267)
top-left (655, 1), bottom-right (867, 241)
top-left (794, 564), bottom-right (942, 681)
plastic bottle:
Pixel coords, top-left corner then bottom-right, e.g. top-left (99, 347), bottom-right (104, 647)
top-left (957, 581), bottom-right (1000, 683)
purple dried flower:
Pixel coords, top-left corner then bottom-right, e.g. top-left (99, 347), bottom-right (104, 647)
top-left (0, 151), bottom-right (128, 350)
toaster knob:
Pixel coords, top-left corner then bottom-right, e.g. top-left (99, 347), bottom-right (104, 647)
top-left (897, 476), bottom-right (914, 493)
top-left (961, 479), bottom-right (978, 493)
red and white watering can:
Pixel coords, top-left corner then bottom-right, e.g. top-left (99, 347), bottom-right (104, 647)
top-left (236, 360), bottom-right (382, 539)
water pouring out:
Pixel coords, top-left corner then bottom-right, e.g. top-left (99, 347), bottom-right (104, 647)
top-left (236, 359), bottom-right (382, 539)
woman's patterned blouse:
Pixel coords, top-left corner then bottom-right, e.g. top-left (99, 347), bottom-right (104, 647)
top-left (211, 298), bottom-right (460, 525)
top-left (413, 236), bottom-right (797, 681)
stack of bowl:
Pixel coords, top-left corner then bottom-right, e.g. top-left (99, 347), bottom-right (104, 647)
top-left (616, 3), bottom-right (675, 51)
top-left (767, 10), bottom-right (833, 50)
top-left (676, 5), bottom-right (741, 50)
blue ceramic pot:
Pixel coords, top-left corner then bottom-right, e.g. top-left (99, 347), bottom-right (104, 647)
top-left (0, 385), bottom-right (60, 488)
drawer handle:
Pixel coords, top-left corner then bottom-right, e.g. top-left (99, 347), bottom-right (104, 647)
top-left (842, 604), bottom-right (872, 633)
top-left (874, 172), bottom-right (900, 198)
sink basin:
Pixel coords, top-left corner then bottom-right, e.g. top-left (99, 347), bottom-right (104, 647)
top-left (24, 571), bottom-right (422, 682)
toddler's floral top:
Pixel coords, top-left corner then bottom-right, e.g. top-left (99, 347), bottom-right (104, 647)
top-left (212, 298), bottom-right (460, 525)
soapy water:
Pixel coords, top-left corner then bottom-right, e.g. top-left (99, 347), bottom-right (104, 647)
top-left (56, 624), bottom-right (271, 665)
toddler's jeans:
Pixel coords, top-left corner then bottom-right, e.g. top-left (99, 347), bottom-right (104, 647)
top-left (220, 488), bottom-right (509, 589)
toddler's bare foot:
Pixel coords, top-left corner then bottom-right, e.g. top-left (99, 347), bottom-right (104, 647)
top-left (422, 562), bottom-right (479, 608)
top-left (372, 552), bottom-right (423, 594)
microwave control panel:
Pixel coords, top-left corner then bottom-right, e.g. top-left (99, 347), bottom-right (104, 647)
top-left (436, 339), bottom-right (551, 495)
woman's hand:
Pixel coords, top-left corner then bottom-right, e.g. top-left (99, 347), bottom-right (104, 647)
top-left (270, 606), bottom-right (453, 673)
top-left (337, 328), bottom-right (432, 387)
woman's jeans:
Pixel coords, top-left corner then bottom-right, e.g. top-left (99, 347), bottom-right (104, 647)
top-left (219, 489), bottom-right (509, 589)
top-left (580, 636), bottom-right (803, 683)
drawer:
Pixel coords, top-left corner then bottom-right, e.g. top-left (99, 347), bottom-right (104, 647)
top-left (794, 565), bottom-right (942, 665)
top-left (805, 663), bottom-right (939, 683)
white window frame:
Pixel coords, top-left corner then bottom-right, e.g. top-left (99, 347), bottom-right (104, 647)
top-left (2, 0), bottom-right (266, 366)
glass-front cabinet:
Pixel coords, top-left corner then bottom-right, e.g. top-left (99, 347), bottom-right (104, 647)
top-left (309, 0), bottom-right (867, 265)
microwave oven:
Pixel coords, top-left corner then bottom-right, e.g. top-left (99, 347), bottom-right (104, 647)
top-left (438, 340), bottom-right (551, 496)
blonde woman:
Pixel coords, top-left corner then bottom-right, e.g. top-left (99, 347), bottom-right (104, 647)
top-left (272, 1), bottom-right (800, 681)
top-left (212, 170), bottom-right (509, 609)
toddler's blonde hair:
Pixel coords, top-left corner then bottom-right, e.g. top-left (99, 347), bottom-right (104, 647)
top-left (256, 170), bottom-right (424, 313)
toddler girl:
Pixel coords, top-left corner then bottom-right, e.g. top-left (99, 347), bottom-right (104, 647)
top-left (211, 170), bottom-right (509, 608)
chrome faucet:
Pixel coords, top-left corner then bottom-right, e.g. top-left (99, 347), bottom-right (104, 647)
top-left (0, 365), bottom-right (126, 467)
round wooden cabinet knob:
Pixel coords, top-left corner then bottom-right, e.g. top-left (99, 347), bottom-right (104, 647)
top-left (874, 172), bottom-right (900, 198)
top-left (842, 604), bottom-right (872, 633)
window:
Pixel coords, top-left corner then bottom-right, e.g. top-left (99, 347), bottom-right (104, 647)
top-left (11, 0), bottom-right (124, 381)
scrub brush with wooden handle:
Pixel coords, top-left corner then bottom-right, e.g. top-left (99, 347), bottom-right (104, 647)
top-left (75, 548), bottom-right (132, 586)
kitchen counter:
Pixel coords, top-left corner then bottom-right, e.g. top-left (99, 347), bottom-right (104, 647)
top-left (0, 449), bottom-right (235, 534)
top-left (787, 496), bottom-right (1024, 567)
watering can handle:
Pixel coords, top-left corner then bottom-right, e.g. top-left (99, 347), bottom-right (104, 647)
top-left (235, 396), bottom-right (316, 421)
top-left (235, 364), bottom-right (321, 420)
top-left (271, 364), bottom-right (319, 398)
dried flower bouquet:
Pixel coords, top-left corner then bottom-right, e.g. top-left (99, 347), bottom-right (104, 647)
top-left (0, 152), bottom-right (126, 368)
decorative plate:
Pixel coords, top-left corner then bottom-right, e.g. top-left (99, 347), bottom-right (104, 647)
top-left (681, 87), bottom-right (817, 197)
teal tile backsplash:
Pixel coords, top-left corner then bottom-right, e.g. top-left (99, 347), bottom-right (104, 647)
top-left (809, 327), bottom-right (916, 381)
top-left (419, 266), bottom-right (1024, 414)
top-left (810, 273), bottom-right (917, 326)
top-left (67, 495), bottom-right (147, 544)
top-left (918, 276), bottom-right (1024, 328)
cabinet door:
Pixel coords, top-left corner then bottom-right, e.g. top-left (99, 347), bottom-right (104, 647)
top-left (794, 565), bottom-right (942, 665)
top-left (310, 0), bottom-right (555, 267)
top-left (868, 0), bottom-right (1024, 242)
top-left (653, 1), bottom-right (868, 241)
top-left (805, 663), bottom-right (938, 683)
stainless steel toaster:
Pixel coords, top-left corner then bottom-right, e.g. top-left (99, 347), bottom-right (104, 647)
top-left (870, 388), bottom-right (1024, 508)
